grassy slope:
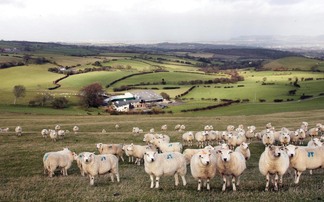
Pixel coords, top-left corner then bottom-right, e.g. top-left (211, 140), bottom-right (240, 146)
top-left (263, 56), bottom-right (324, 71)
top-left (0, 111), bottom-right (324, 201)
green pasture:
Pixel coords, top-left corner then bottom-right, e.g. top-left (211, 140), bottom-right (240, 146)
top-left (0, 54), bottom-right (24, 63)
top-left (1, 111), bottom-right (324, 201)
top-left (263, 57), bottom-right (324, 71)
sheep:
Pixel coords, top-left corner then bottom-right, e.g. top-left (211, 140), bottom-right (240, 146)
top-left (307, 138), bottom-right (323, 147)
top-left (175, 124), bottom-right (181, 131)
top-left (190, 149), bottom-right (217, 191)
top-left (245, 126), bottom-right (256, 142)
top-left (143, 133), bottom-right (156, 144)
top-left (43, 148), bottom-right (75, 177)
top-left (125, 143), bottom-right (154, 165)
top-left (266, 122), bottom-right (273, 129)
top-left (227, 132), bottom-right (238, 150)
top-left (235, 131), bottom-right (247, 146)
top-left (216, 148), bottom-right (246, 191)
top-left (195, 131), bottom-right (208, 148)
top-left (262, 129), bottom-right (275, 146)
top-left (57, 129), bottom-right (66, 139)
top-left (221, 131), bottom-right (230, 143)
top-left (204, 125), bottom-right (213, 131)
top-left (206, 130), bottom-right (218, 146)
top-left (73, 152), bottom-right (86, 176)
top-left (122, 144), bottom-right (135, 163)
top-left (155, 134), bottom-right (170, 143)
top-left (279, 131), bottom-right (291, 146)
top-left (285, 144), bottom-right (324, 184)
top-left (179, 125), bottom-right (186, 132)
top-left (161, 124), bottom-right (167, 131)
top-left (155, 140), bottom-right (183, 153)
top-left (73, 126), bottom-right (79, 134)
top-left (81, 152), bottom-right (120, 186)
top-left (214, 143), bottom-right (229, 151)
top-left (296, 128), bottom-right (306, 145)
top-left (41, 129), bottom-right (49, 138)
top-left (54, 124), bottom-right (60, 131)
top-left (226, 125), bottom-right (235, 132)
top-left (182, 131), bottom-right (194, 146)
top-left (149, 128), bottom-right (155, 133)
top-left (1, 127), bottom-right (9, 132)
top-left (96, 143), bottom-right (125, 162)
top-left (259, 145), bottom-right (289, 191)
top-left (235, 142), bottom-right (251, 160)
top-left (115, 124), bottom-right (120, 130)
top-left (182, 146), bottom-right (215, 165)
top-left (307, 127), bottom-right (319, 139)
top-left (300, 121), bottom-right (308, 132)
top-left (102, 129), bottom-right (106, 133)
top-left (143, 150), bottom-right (187, 188)
top-left (49, 129), bottom-right (58, 142)
top-left (15, 126), bottom-right (22, 136)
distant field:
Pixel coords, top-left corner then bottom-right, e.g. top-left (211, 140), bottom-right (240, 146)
top-left (263, 57), bottom-right (324, 71)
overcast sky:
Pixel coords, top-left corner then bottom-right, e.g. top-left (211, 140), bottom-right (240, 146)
top-left (0, 0), bottom-right (323, 43)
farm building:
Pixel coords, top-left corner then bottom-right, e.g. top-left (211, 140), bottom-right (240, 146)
top-left (104, 92), bottom-right (135, 103)
top-left (133, 90), bottom-right (163, 103)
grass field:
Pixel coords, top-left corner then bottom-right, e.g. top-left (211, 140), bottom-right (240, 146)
top-left (263, 57), bottom-right (324, 71)
top-left (0, 110), bottom-right (324, 201)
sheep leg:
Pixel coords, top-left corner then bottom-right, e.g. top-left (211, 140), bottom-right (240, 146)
top-left (226, 176), bottom-right (231, 187)
top-left (90, 175), bottom-right (95, 186)
top-left (115, 173), bottom-right (120, 182)
top-left (222, 175), bottom-right (227, 191)
top-left (150, 175), bottom-right (154, 188)
top-left (174, 173), bottom-right (179, 186)
top-left (181, 175), bottom-right (187, 186)
top-left (197, 179), bottom-right (202, 191)
top-left (155, 176), bottom-right (160, 188)
top-left (232, 176), bottom-right (237, 191)
top-left (120, 156), bottom-right (125, 162)
top-left (206, 179), bottom-right (210, 190)
top-left (265, 173), bottom-right (270, 191)
top-left (279, 175), bottom-right (283, 187)
top-left (236, 175), bottom-right (241, 186)
top-left (309, 170), bottom-right (313, 175)
top-left (294, 170), bottom-right (302, 184)
top-left (110, 173), bottom-right (114, 182)
top-left (274, 174), bottom-right (279, 191)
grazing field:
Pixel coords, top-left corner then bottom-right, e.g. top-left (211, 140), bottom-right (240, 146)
top-left (0, 110), bottom-right (324, 201)
top-left (263, 57), bottom-right (324, 71)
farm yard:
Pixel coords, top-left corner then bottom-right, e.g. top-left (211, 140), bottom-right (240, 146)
top-left (1, 41), bottom-right (324, 201)
top-left (1, 111), bottom-right (324, 201)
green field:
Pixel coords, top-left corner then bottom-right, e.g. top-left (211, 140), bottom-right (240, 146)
top-left (263, 57), bottom-right (324, 71)
top-left (1, 111), bottom-right (324, 201)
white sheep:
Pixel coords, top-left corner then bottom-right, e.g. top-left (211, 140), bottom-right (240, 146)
top-left (195, 131), bottom-right (208, 148)
top-left (216, 149), bottom-right (246, 191)
top-left (96, 143), bottom-right (125, 162)
top-left (73, 126), bottom-right (79, 134)
top-left (122, 144), bottom-right (134, 163)
top-left (206, 130), bottom-right (218, 146)
top-left (235, 142), bottom-right (251, 160)
top-left (43, 148), bottom-right (75, 177)
top-left (259, 145), bottom-right (289, 191)
top-left (262, 129), bottom-right (275, 146)
top-left (161, 124), bottom-right (168, 131)
top-left (307, 138), bottom-right (323, 147)
top-left (143, 133), bottom-right (156, 144)
top-left (285, 144), bottom-right (324, 184)
top-left (226, 125), bottom-right (235, 132)
top-left (245, 126), bottom-right (256, 142)
top-left (190, 149), bottom-right (217, 191)
top-left (54, 124), bottom-right (60, 131)
top-left (307, 127), bottom-right (319, 138)
top-left (300, 121), bottom-right (308, 132)
top-left (1, 127), bottom-right (9, 132)
top-left (102, 129), bottom-right (106, 133)
top-left (179, 124), bottom-right (186, 132)
top-left (227, 132), bottom-right (238, 150)
top-left (125, 143), bottom-right (153, 165)
top-left (279, 131), bottom-right (291, 146)
top-left (175, 124), bottom-right (181, 131)
top-left (81, 152), bottom-right (120, 186)
top-left (57, 129), bottom-right (66, 139)
top-left (143, 150), bottom-right (187, 188)
top-left (182, 131), bottom-right (194, 146)
top-left (41, 129), bottom-right (49, 138)
top-left (49, 129), bottom-right (58, 142)
top-left (15, 126), bottom-right (22, 136)
top-left (149, 128), bottom-right (155, 133)
top-left (182, 146), bottom-right (215, 165)
top-left (155, 140), bottom-right (182, 153)
top-left (115, 124), bottom-right (120, 130)
top-left (73, 152), bottom-right (86, 176)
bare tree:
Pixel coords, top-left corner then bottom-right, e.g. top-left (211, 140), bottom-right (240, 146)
top-left (79, 83), bottom-right (104, 108)
top-left (13, 85), bottom-right (26, 104)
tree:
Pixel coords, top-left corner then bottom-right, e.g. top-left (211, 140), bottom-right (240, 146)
top-left (52, 97), bottom-right (69, 109)
top-left (13, 85), bottom-right (26, 104)
top-left (79, 83), bottom-right (105, 108)
top-left (160, 92), bottom-right (170, 100)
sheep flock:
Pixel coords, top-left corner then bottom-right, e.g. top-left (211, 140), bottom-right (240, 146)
top-left (3, 121), bottom-right (324, 192)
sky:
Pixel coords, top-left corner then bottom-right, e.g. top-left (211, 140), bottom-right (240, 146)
top-left (0, 0), bottom-right (323, 43)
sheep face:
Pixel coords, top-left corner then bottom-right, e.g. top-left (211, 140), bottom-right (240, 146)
top-left (241, 142), bottom-right (249, 150)
top-left (285, 145), bottom-right (297, 158)
top-left (198, 151), bottom-right (211, 166)
top-left (218, 149), bottom-right (232, 162)
top-left (268, 145), bottom-right (284, 158)
top-left (144, 151), bottom-right (156, 163)
top-left (96, 143), bottom-right (102, 149)
top-left (82, 153), bottom-right (94, 164)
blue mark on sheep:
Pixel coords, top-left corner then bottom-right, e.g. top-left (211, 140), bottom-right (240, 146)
top-left (167, 154), bottom-right (173, 159)
top-left (168, 144), bottom-right (173, 147)
top-left (101, 156), bottom-right (106, 161)
top-left (308, 152), bottom-right (314, 157)
top-left (44, 153), bottom-right (49, 161)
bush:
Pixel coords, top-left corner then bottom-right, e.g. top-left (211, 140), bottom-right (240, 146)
top-left (274, 99), bottom-right (283, 102)
top-left (52, 97), bottom-right (69, 109)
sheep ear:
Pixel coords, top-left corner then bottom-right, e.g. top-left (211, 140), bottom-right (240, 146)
top-left (295, 146), bottom-right (298, 150)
